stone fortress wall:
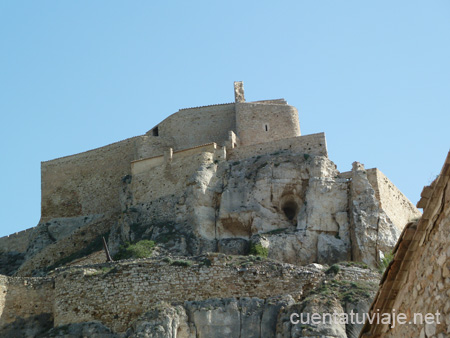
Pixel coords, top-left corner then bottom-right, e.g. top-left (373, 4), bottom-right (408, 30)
top-left (0, 255), bottom-right (324, 334)
top-left (0, 275), bottom-right (54, 335)
top-left (0, 227), bottom-right (35, 254)
top-left (366, 168), bottom-right (421, 231)
top-left (40, 136), bottom-right (139, 220)
top-left (131, 142), bottom-right (223, 175)
top-left (227, 132), bottom-right (327, 160)
top-left (131, 150), bottom-right (217, 203)
top-left (340, 168), bottom-right (421, 232)
top-left (152, 103), bottom-right (236, 150)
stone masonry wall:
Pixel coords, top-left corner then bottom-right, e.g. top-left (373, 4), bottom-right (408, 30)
top-left (366, 168), bottom-right (422, 231)
top-left (0, 275), bottom-right (54, 336)
top-left (154, 103), bottom-right (236, 150)
top-left (0, 227), bottom-right (35, 253)
top-left (41, 137), bottom-right (139, 220)
top-left (131, 151), bottom-right (217, 203)
top-left (227, 133), bottom-right (327, 160)
top-left (235, 102), bottom-right (300, 146)
top-left (383, 161), bottom-right (450, 338)
top-left (53, 256), bottom-right (322, 332)
top-left (131, 143), bottom-right (220, 174)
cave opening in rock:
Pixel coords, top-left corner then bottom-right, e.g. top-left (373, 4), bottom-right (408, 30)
top-left (282, 200), bottom-right (298, 221)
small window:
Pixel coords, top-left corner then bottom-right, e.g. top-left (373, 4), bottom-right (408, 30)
top-left (264, 124), bottom-right (269, 132)
top-left (152, 126), bottom-right (159, 136)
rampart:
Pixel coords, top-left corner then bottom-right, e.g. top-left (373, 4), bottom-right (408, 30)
top-left (131, 148), bottom-right (220, 203)
top-left (0, 227), bottom-right (36, 253)
top-left (53, 256), bottom-right (322, 332)
top-left (227, 133), bottom-right (327, 160)
top-left (131, 142), bottom-right (223, 175)
top-left (151, 103), bottom-right (236, 150)
top-left (41, 137), bottom-right (139, 220)
top-left (0, 256), bottom-right (324, 334)
top-left (366, 168), bottom-right (421, 230)
top-left (339, 168), bottom-right (421, 230)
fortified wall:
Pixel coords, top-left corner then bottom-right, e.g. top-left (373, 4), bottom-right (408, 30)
top-left (0, 254), bottom-right (325, 335)
top-left (340, 168), bottom-right (421, 232)
top-left (0, 275), bottom-right (54, 337)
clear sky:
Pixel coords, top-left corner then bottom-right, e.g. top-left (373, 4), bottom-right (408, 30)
top-left (0, 1), bottom-right (449, 237)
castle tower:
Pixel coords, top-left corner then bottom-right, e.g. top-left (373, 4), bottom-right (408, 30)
top-left (234, 82), bottom-right (301, 146)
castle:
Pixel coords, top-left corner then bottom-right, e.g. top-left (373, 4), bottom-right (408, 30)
top-left (39, 81), bottom-right (315, 221)
top-left (0, 83), bottom-right (426, 337)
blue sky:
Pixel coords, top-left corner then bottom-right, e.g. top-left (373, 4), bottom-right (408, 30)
top-left (0, 1), bottom-right (449, 237)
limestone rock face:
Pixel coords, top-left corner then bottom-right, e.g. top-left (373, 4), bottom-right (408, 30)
top-left (124, 296), bottom-right (297, 338)
top-left (23, 215), bottom-right (102, 261)
top-left (275, 264), bottom-right (378, 338)
top-left (317, 233), bottom-right (350, 264)
top-left (125, 302), bottom-right (190, 338)
top-left (277, 299), bottom-right (348, 338)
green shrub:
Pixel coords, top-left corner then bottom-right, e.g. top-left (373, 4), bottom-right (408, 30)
top-left (171, 259), bottom-right (193, 267)
top-left (162, 257), bottom-right (173, 264)
top-left (113, 240), bottom-right (155, 260)
top-left (249, 243), bottom-right (268, 258)
top-left (326, 264), bottom-right (340, 275)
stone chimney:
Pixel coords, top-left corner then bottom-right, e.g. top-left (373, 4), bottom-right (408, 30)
top-left (234, 81), bottom-right (245, 103)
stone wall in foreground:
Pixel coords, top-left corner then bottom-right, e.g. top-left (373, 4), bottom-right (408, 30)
top-left (52, 255), bottom-right (322, 332)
